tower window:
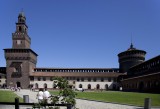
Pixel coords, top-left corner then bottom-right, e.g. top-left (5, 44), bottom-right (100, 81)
top-left (19, 26), bottom-right (22, 32)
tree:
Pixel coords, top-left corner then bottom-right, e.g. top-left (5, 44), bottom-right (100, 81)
top-left (51, 77), bottom-right (77, 109)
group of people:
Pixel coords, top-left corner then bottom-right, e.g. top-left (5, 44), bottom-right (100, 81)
top-left (36, 88), bottom-right (51, 103)
top-left (10, 85), bottom-right (21, 91)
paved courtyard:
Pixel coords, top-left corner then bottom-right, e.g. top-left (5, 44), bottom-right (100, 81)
top-left (0, 89), bottom-right (159, 109)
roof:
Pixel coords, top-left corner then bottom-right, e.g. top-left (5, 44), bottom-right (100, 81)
top-left (30, 72), bottom-right (124, 77)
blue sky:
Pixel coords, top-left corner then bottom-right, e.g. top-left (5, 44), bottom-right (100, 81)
top-left (0, 0), bottom-right (160, 68)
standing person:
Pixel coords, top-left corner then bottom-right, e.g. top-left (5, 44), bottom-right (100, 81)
top-left (43, 88), bottom-right (51, 103)
top-left (36, 88), bottom-right (44, 103)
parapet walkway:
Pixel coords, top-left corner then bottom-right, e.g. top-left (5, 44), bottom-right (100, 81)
top-left (0, 89), bottom-right (159, 109)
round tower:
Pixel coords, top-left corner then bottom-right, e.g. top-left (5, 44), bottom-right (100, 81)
top-left (118, 43), bottom-right (146, 73)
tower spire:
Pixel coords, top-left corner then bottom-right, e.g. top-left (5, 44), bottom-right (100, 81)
top-left (130, 33), bottom-right (133, 49)
top-left (128, 33), bottom-right (136, 50)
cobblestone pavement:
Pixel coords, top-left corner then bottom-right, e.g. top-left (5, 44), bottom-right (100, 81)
top-left (0, 89), bottom-right (159, 109)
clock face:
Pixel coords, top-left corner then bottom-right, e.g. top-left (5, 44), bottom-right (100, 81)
top-left (17, 40), bottom-right (21, 45)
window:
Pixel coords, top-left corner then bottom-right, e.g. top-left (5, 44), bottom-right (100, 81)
top-left (77, 78), bottom-right (80, 82)
top-left (30, 76), bottom-right (34, 81)
top-left (44, 83), bottom-right (47, 88)
top-left (19, 26), bottom-right (22, 31)
top-left (81, 78), bottom-right (84, 82)
top-left (88, 84), bottom-right (91, 89)
top-left (53, 83), bottom-right (56, 89)
top-left (105, 84), bottom-right (108, 90)
top-left (96, 84), bottom-right (100, 89)
top-left (93, 78), bottom-right (96, 82)
top-left (79, 84), bottom-right (82, 88)
top-left (43, 77), bottom-right (46, 81)
top-left (101, 78), bottom-right (104, 82)
top-left (38, 77), bottom-right (41, 81)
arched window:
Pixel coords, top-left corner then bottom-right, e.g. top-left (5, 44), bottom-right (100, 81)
top-left (147, 81), bottom-right (150, 88)
top-left (44, 83), bottom-right (47, 89)
top-left (79, 84), bottom-right (82, 88)
top-left (138, 81), bottom-right (144, 92)
top-left (35, 83), bottom-right (39, 89)
top-left (16, 82), bottom-right (21, 87)
top-left (105, 84), bottom-right (108, 90)
top-left (88, 84), bottom-right (91, 89)
top-left (113, 84), bottom-right (116, 90)
top-left (53, 83), bottom-right (56, 89)
top-left (19, 26), bottom-right (22, 32)
top-left (96, 84), bottom-right (100, 89)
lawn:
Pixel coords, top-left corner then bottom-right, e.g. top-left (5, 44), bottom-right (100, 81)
top-left (0, 90), bottom-right (23, 102)
top-left (50, 90), bottom-right (160, 106)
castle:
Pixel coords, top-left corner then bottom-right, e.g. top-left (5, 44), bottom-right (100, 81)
top-left (0, 12), bottom-right (159, 93)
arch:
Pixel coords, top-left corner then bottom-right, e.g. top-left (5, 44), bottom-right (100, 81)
top-left (19, 26), bottom-right (22, 32)
top-left (53, 83), bottom-right (56, 89)
top-left (88, 84), bottom-right (91, 89)
top-left (79, 84), bottom-right (82, 88)
top-left (147, 81), bottom-right (150, 88)
top-left (44, 83), bottom-right (47, 89)
top-left (16, 82), bottom-right (21, 87)
top-left (105, 84), bottom-right (108, 90)
top-left (35, 83), bottom-right (39, 89)
top-left (96, 84), bottom-right (100, 89)
top-left (139, 81), bottom-right (144, 92)
top-left (113, 84), bottom-right (116, 90)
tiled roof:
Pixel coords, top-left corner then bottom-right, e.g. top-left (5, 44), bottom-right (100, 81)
top-left (30, 72), bottom-right (124, 77)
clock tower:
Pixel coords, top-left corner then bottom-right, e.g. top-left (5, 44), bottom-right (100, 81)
top-left (4, 12), bottom-right (38, 89)
top-left (12, 12), bottom-right (31, 49)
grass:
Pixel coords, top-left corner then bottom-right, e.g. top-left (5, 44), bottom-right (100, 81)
top-left (0, 90), bottom-right (23, 102)
top-left (50, 90), bottom-right (160, 106)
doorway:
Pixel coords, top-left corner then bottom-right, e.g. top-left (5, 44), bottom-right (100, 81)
top-left (16, 82), bottom-right (21, 87)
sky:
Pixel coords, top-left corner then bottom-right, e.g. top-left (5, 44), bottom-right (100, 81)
top-left (0, 0), bottom-right (160, 68)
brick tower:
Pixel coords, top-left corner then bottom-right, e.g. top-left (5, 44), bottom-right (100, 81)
top-left (4, 12), bottom-right (38, 89)
top-left (118, 43), bottom-right (146, 73)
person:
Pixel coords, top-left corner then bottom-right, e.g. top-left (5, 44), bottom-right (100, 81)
top-left (36, 88), bottom-right (44, 103)
top-left (43, 88), bottom-right (51, 103)
top-left (31, 85), bottom-right (35, 91)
